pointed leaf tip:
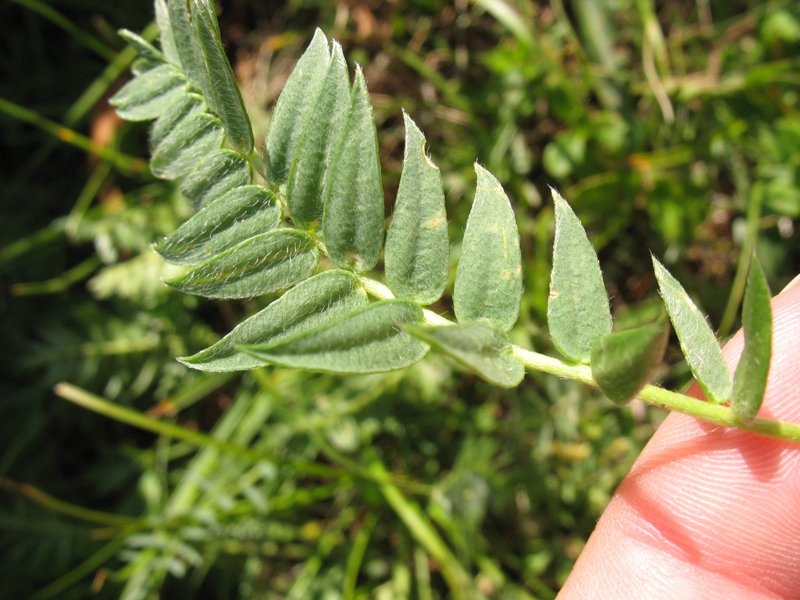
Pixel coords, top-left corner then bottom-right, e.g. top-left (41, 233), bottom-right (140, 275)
top-left (547, 189), bottom-right (611, 363)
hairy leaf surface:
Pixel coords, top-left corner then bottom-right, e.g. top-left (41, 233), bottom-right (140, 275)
top-left (385, 112), bottom-right (449, 304)
top-left (154, 0), bottom-right (180, 65)
top-left (180, 271), bottom-right (368, 371)
top-left (150, 113), bottom-right (224, 179)
top-left (591, 319), bottom-right (669, 405)
top-left (547, 190), bottom-right (611, 363)
top-left (119, 29), bottom-right (164, 65)
top-left (265, 29), bottom-right (330, 186)
top-left (323, 67), bottom-right (384, 272)
top-left (165, 230), bottom-right (318, 299)
top-left (179, 149), bottom-right (251, 209)
top-left (453, 164), bottom-right (522, 331)
top-left (165, 0), bottom-right (210, 103)
top-left (154, 186), bottom-right (281, 266)
top-left (150, 93), bottom-right (205, 148)
top-left (110, 64), bottom-right (187, 121)
top-left (732, 255), bottom-right (772, 422)
top-left (241, 300), bottom-right (428, 374)
top-left (192, 0), bottom-right (254, 153)
top-left (407, 323), bottom-right (524, 388)
top-left (652, 256), bottom-right (732, 403)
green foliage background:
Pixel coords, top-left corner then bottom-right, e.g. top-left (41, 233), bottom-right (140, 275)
top-left (2, 0), bottom-right (800, 597)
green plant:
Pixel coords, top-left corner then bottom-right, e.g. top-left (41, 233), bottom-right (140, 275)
top-left (109, 0), bottom-right (791, 443)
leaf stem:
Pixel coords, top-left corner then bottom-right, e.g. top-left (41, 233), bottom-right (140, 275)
top-left (511, 346), bottom-right (800, 444)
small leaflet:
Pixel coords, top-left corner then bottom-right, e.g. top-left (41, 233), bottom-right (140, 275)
top-left (240, 300), bottom-right (429, 374)
top-left (453, 164), bottom-right (522, 332)
top-left (165, 0), bottom-right (211, 105)
top-left (322, 66), bottom-right (385, 272)
top-left (547, 189), bottom-right (612, 363)
top-left (154, 0), bottom-right (180, 66)
top-left (119, 29), bottom-right (164, 65)
top-left (591, 318), bottom-right (669, 406)
top-left (150, 113), bottom-right (225, 180)
top-left (732, 255), bottom-right (772, 422)
top-left (179, 149), bottom-right (252, 210)
top-left (154, 185), bottom-right (281, 266)
top-left (406, 323), bottom-right (524, 388)
top-left (109, 64), bottom-right (187, 121)
top-left (384, 112), bottom-right (449, 305)
top-left (192, 0), bottom-right (254, 153)
top-left (285, 42), bottom-right (351, 230)
top-left (652, 256), bottom-right (732, 403)
top-left (164, 229), bottom-right (318, 299)
top-left (180, 270), bottom-right (368, 372)
top-left (149, 93), bottom-right (205, 149)
top-left (265, 29), bottom-right (330, 186)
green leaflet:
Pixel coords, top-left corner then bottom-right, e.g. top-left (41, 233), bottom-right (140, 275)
top-left (154, 185), bottom-right (281, 266)
top-left (322, 66), bottom-right (384, 272)
top-left (180, 270), bottom-right (368, 372)
top-left (109, 63), bottom-right (187, 121)
top-left (154, 0), bottom-right (180, 66)
top-left (164, 229), bottom-right (318, 299)
top-left (119, 29), bottom-right (164, 65)
top-left (732, 255), bottom-right (772, 422)
top-left (149, 93), bottom-right (205, 149)
top-left (652, 256), bottom-right (732, 403)
top-left (150, 113), bottom-right (225, 179)
top-left (286, 41), bottom-right (351, 230)
top-left (265, 29), bottom-right (330, 186)
top-left (192, 0), bottom-right (254, 153)
top-left (165, 0), bottom-right (212, 107)
top-left (453, 164), bottom-right (522, 332)
top-left (547, 190), bottom-right (612, 363)
top-left (591, 318), bottom-right (669, 406)
top-left (407, 323), bottom-right (524, 388)
top-left (385, 112), bottom-right (449, 305)
top-left (240, 299), bottom-right (428, 374)
top-left (179, 149), bottom-right (252, 209)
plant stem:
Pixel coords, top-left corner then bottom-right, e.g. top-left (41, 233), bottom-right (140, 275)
top-left (511, 346), bottom-right (800, 444)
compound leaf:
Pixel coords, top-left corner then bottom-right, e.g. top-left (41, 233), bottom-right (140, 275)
top-left (407, 323), bottom-right (524, 388)
top-left (453, 164), bottom-right (522, 332)
top-left (323, 66), bottom-right (384, 272)
top-left (110, 64), bottom-right (187, 121)
top-left (240, 300), bottom-right (428, 374)
top-left (150, 92), bottom-right (205, 148)
top-left (180, 270), bottom-right (368, 372)
top-left (179, 149), bottom-right (252, 209)
top-left (150, 113), bottom-right (224, 179)
top-left (732, 255), bottom-right (772, 422)
top-left (265, 29), bottom-right (330, 186)
top-left (154, 185), bottom-right (281, 266)
top-left (192, 0), bottom-right (254, 153)
top-left (591, 318), bottom-right (669, 406)
top-left (547, 189), bottom-right (611, 363)
top-left (652, 256), bottom-right (732, 403)
top-left (286, 41), bottom-right (351, 230)
top-left (385, 112), bottom-right (449, 305)
top-left (164, 229), bottom-right (318, 299)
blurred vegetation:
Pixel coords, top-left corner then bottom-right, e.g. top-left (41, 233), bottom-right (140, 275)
top-left (2, 0), bottom-right (800, 597)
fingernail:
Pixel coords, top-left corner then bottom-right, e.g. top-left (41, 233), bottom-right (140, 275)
top-left (780, 273), bottom-right (800, 293)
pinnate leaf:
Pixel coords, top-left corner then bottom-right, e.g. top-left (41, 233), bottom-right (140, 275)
top-left (323, 66), bottom-right (384, 272)
top-left (265, 29), bottom-right (330, 186)
top-left (286, 42), bottom-right (351, 230)
top-left (179, 149), bottom-right (252, 209)
top-left (652, 256), bottom-right (732, 403)
top-left (154, 185), bottom-right (281, 266)
top-left (732, 255), bottom-right (772, 422)
top-left (407, 323), bottom-right (524, 388)
top-left (240, 300), bottom-right (428, 374)
top-left (547, 190), bottom-right (611, 363)
top-left (110, 64), bottom-right (187, 121)
top-left (192, 0), bottom-right (254, 153)
top-left (180, 270), bottom-right (368, 372)
top-left (591, 318), bottom-right (669, 406)
top-left (453, 164), bottom-right (522, 331)
top-left (385, 112), bottom-right (449, 305)
top-left (150, 113), bottom-right (224, 179)
top-left (164, 229), bottom-right (318, 299)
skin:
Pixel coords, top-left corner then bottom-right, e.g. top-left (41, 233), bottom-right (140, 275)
top-left (558, 283), bottom-right (800, 600)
